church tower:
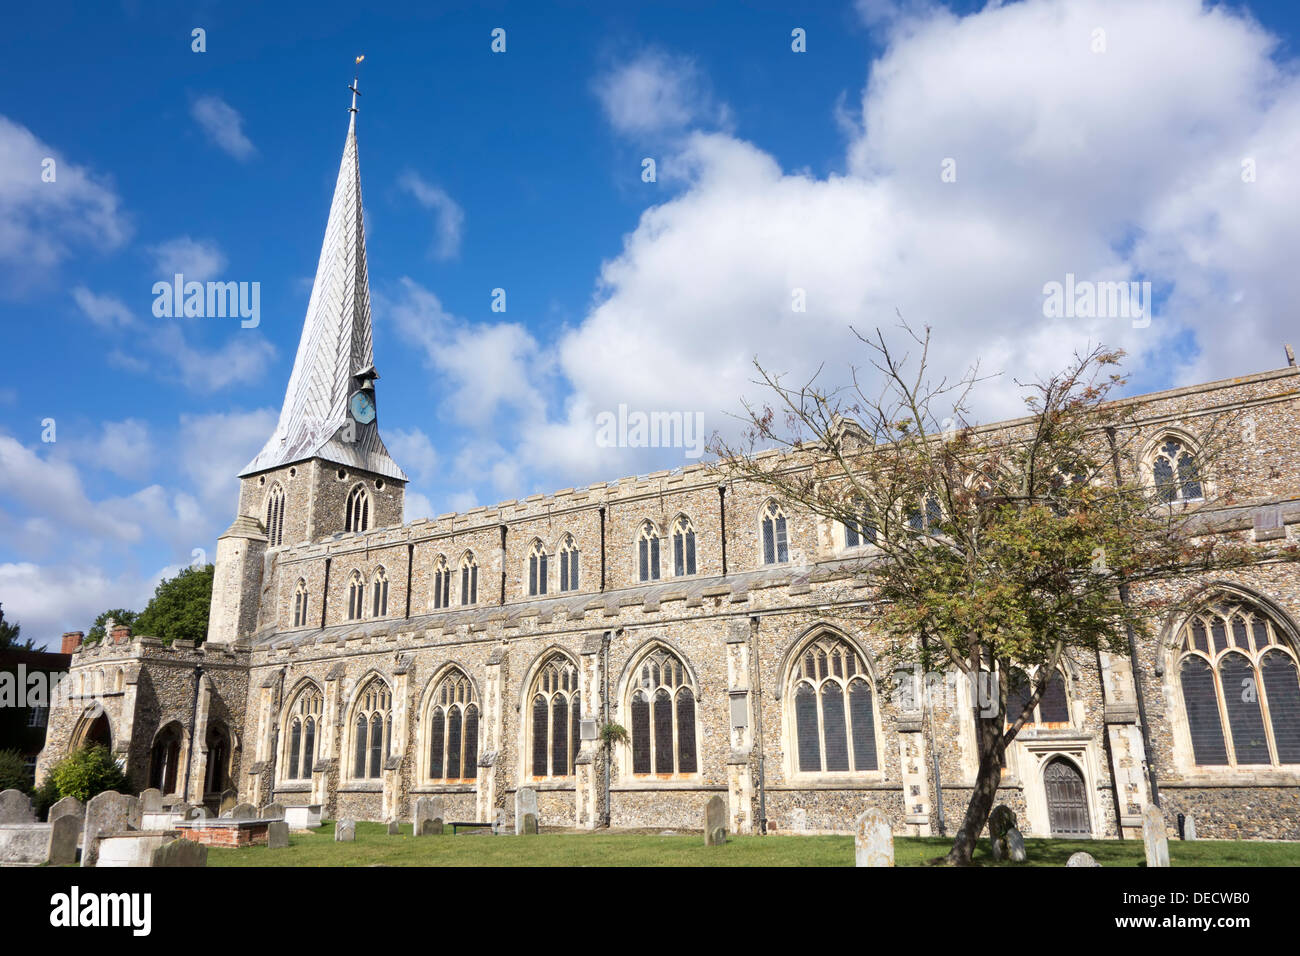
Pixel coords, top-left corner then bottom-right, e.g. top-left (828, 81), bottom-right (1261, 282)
top-left (207, 77), bottom-right (406, 646)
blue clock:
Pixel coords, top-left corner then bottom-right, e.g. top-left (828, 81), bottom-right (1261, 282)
top-left (348, 390), bottom-right (376, 424)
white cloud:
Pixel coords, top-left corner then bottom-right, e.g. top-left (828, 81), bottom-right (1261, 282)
top-left (396, 172), bottom-right (464, 260)
top-left (176, 408), bottom-right (278, 511)
top-left (593, 50), bottom-right (728, 136)
top-left (0, 115), bottom-right (129, 284)
top-left (386, 427), bottom-right (438, 482)
top-left (191, 95), bottom-right (256, 161)
top-left (148, 236), bottom-right (228, 282)
top-left (404, 492), bottom-right (435, 522)
top-left (0, 562), bottom-right (148, 648)
top-left (71, 286), bottom-right (136, 329)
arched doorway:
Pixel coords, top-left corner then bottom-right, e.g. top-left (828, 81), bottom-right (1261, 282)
top-left (149, 723), bottom-right (184, 795)
top-left (1043, 757), bottom-right (1091, 837)
top-left (71, 709), bottom-right (112, 752)
top-left (204, 722), bottom-right (231, 797)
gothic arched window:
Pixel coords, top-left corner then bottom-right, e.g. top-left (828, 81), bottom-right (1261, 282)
top-left (345, 484), bottom-right (370, 533)
top-left (371, 567), bottom-right (389, 617)
top-left (843, 499), bottom-right (877, 548)
top-left (1151, 437), bottom-right (1204, 504)
top-left (265, 482), bottom-right (286, 547)
top-left (789, 635), bottom-right (878, 774)
top-left (426, 670), bottom-right (479, 783)
top-left (672, 516), bottom-right (696, 576)
top-left (460, 552), bottom-right (478, 606)
top-left (346, 570), bottom-right (364, 620)
top-left (528, 540), bottom-right (548, 597)
top-left (284, 684), bottom-right (323, 780)
top-left (351, 679), bottom-right (392, 779)
top-left (558, 534), bottom-right (579, 592)
top-left (292, 578), bottom-right (309, 627)
top-left (761, 500), bottom-right (789, 564)
top-left (1007, 668), bottom-right (1071, 726)
top-left (432, 555), bottom-right (451, 610)
top-left (529, 655), bottom-right (581, 778)
top-left (638, 521), bottom-right (661, 582)
top-left (1176, 596), bottom-right (1300, 767)
top-left (629, 646), bottom-right (698, 776)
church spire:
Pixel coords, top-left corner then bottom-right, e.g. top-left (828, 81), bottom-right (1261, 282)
top-left (241, 65), bottom-right (406, 482)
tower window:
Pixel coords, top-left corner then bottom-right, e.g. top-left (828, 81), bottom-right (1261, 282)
top-left (762, 501), bottom-right (789, 564)
top-left (528, 540), bottom-right (549, 597)
top-left (345, 484), bottom-right (370, 533)
top-left (265, 482), bottom-right (286, 547)
top-left (638, 521), bottom-right (661, 582)
top-left (558, 535), bottom-right (579, 592)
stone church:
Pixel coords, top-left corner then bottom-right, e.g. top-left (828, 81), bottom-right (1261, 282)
top-left (36, 101), bottom-right (1300, 841)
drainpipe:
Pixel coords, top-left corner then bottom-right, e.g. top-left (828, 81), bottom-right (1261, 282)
top-left (748, 615), bottom-right (767, 834)
top-left (718, 484), bottom-right (728, 577)
top-left (1105, 426), bottom-right (1161, 808)
top-left (499, 525), bottom-right (508, 605)
top-left (319, 557), bottom-right (331, 629)
top-left (404, 543), bottom-right (414, 619)
top-left (599, 507), bottom-right (607, 592)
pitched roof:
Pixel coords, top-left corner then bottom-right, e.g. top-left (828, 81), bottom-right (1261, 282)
top-left (240, 108), bottom-right (406, 482)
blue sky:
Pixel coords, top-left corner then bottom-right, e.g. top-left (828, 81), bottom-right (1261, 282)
top-left (4, 0), bottom-right (1300, 645)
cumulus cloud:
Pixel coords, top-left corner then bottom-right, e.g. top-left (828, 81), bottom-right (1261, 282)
top-left (396, 172), bottom-right (464, 260)
top-left (71, 286), bottom-right (137, 329)
top-left (147, 236), bottom-right (228, 282)
top-left (593, 49), bottom-right (728, 136)
top-left (191, 95), bottom-right (256, 161)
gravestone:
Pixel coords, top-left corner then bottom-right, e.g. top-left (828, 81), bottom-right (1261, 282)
top-left (515, 787), bottom-right (539, 835)
top-left (988, 805), bottom-right (1017, 862)
top-left (82, 791), bottom-right (141, 867)
top-left (493, 807), bottom-right (507, 833)
top-left (267, 821), bottom-right (290, 849)
top-left (791, 808), bottom-right (808, 833)
top-left (1142, 804), bottom-right (1169, 868)
top-left (1006, 827), bottom-right (1027, 863)
top-left (1183, 815), bottom-right (1197, 841)
top-left (48, 795), bottom-right (84, 826)
top-left (336, 819), bottom-right (356, 842)
top-left (419, 818), bottom-right (443, 836)
top-left (0, 789), bottom-right (35, 823)
top-left (47, 814), bottom-right (80, 865)
top-left (1066, 851), bottom-right (1101, 867)
top-left (178, 804), bottom-right (201, 821)
top-left (387, 821), bottom-right (400, 836)
top-left (150, 838), bottom-right (207, 867)
top-left (414, 796), bottom-right (445, 835)
top-left (260, 802), bottom-right (285, 821)
top-left (139, 788), bottom-right (164, 813)
top-left (854, 808), bottom-right (894, 867)
top-left (521, 812), bottom-right (538, 835)
top-left (193, 806), bottom-right (212, 820)
top-left (704, 795), bottom-right (727, 846)
top-left (227, 803), bottom-right (257, 820)
top-left (218, 789), bottom-right (237, 816)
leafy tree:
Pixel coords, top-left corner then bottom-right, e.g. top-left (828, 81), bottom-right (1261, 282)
top-left (0, 604), bottom-right (34, 651)
top-left (135, 564), bottom-right (215, 645)
top-left (0, 749), bottom-right (31, 793)
top-left (86, 609), bottom-right (138, 644)
top-left (714, 324), bottom-right (1295, 865)
top-left (48, 745), bottom-right (130, 802)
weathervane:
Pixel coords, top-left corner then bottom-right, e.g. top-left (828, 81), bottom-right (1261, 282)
top-left (349, 54), bottom-right (364, 114)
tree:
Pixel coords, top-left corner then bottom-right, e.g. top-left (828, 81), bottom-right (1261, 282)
top-left (713, 323), bottom-right (1294, 865)
top-left (86, 609), bottom-right (138, 644)
top-left (134, 564), bottom-right (214, 645)
top-left (0, 749), bottom-right (31, 793)
top-left (48, 745), bottom-right (130, 802)
top-left (0, 604), bottom-right (34, 651)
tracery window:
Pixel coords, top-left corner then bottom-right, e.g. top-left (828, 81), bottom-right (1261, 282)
top-left (528, 540), bottom-right (549, 597)
top-left (638, 521), bottom-right (661, 582)
top-left (345, 484), bottom-right (370, 533)
top-left (265, 482), bottom-right (286, 547)
top-left (292, 578), bottom-right (309, 627)
top-left (672, 516), bottom-right (697, 576)
top-left (907, 495), bottom-right (943, 532)
top-left (1006, 668), bottom-right (1070, 726)
top-left (346, 570), bottom-right (364, 620)
top-left (426, 670), bottom-right (479, 783)
top-left (1177, 596), bottom-right (1300, 767)
top-left (371, 567), bottom-right (389, 617)
top-left (432, 555), bottom-right (451, 610)
top-left (789, 635), bottom-right (878, 773)
top-left (529, 655), bottom-right (581, 778)
top-left (285, 684), bottom-right (323, 780)
top-left (558, 534), bottom-right (579, 592)
top-left (1151, 437), bottom-right (1204, 504)
top-left (843, 499), bottom-right (877, 548)
top-left (762, 500), bottom-right (789, 564)
top-left (460, 552), bottom-right (478, 606)
top-left (629, 647), bottom-right (698, 776)
top-left (351, 679), bottom-right (392, 779)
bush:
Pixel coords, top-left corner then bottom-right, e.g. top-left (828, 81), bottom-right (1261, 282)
top-left (48, 745), bottom-right (130, 803)
top-left (0, 749), bottom-right (31, 793)
top-left (32, 776), bottom-right (60, 820)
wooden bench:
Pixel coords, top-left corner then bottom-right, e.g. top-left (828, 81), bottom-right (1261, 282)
top-left (447, 820), bottom-right (498, 836)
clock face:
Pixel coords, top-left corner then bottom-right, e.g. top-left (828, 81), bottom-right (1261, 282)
top-left (348, 390), bottom-right (376, 424)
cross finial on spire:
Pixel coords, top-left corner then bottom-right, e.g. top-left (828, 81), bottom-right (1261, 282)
top-left (349, 55), bottom-right (364, 114)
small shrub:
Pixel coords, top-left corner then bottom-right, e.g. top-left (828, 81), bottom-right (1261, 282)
top-left (48, 745), bottom-right (130, 802)
top-left (32, 777), bottom-right (60, 820)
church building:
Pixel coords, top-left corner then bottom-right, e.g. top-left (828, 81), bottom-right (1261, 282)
top-left (36, 96), bottom-right (1300, 841)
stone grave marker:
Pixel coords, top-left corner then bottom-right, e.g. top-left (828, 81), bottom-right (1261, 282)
top-left (47, 814), bottom-right (80, 865)
top-left (0, 789), bottom-right (35, 823)
top-left (854, 809), bottom-right (894, 867)
top-left (261, 802), bottom-right (285, 820)
top-left (48, 795), bottom-right (83, 826)
top-left (419, 818), bottom-right (443, 836)
top-left (1142, 804), bottom-right (1169, 868)
top-left (515, 787), bottom-right (538, 835)
top-left (218, 789), bottom-right (237, 817)
top-left (387, 820), bottom-right (400, 836)
top-left (82, 791), bottom-right (140, 867)
top-left (228, 802), bottom-right (257, 820)
top-left (336, 819), bottom-right (356, 842)
top-left (267, 821), bottom-right (290, 849)
top-left (1066, 851), bottom-right (1100, 867)
top-left (704, 795), bottom-right (727, 846)
top-left (988, 805), bottom-right (1017, 861)
top-left (521, 812), bottom-right (538, 835)
top-left (1006, 827), bottom-right (1027, 863)
top-left (151, 838), bottom-right (207, 867)
top-left (1183, 815), bottom-right (1197, 841)
top-left (138, 788), bottom-right (164, 813)
top-left (414, 796), bottom-right (445, 835)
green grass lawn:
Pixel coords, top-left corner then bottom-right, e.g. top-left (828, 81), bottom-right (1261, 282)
top-left (203, 821), bottom-right (1300, 867)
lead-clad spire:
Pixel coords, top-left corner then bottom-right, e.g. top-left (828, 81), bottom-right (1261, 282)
top-left (241, 76), bottom-right (406, 482)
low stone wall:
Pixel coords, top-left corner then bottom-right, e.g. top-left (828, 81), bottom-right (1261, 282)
top-left (1158, 785), bottom-right (1300, 840)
